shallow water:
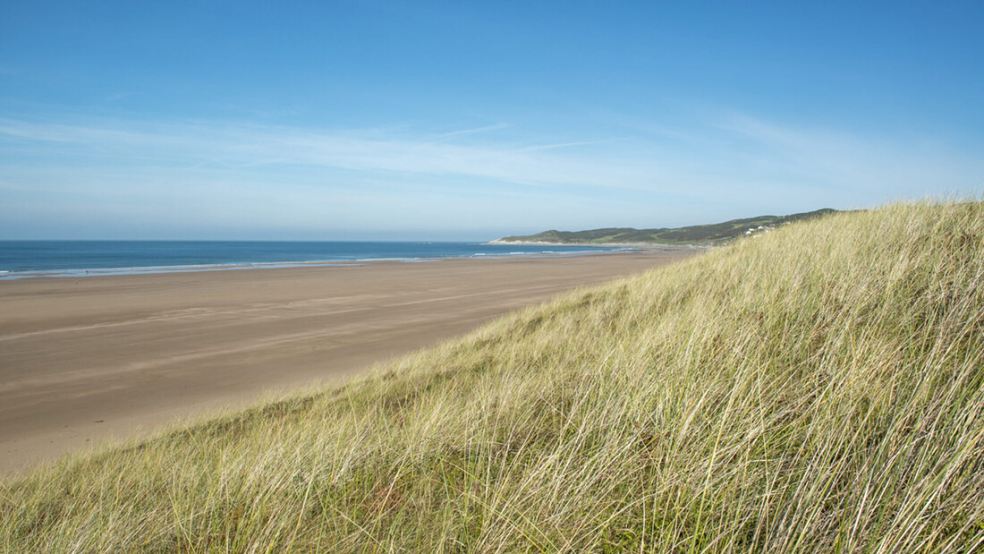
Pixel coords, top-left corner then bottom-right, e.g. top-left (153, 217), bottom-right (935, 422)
top-left (0, 240), bottom-right (625, 279)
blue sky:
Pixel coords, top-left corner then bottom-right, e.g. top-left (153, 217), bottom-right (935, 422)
top-left (1, 1), bottom-right (982, 240)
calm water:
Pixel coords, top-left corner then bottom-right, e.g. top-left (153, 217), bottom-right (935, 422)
top-left (0, 241), bottom-right (625, 279)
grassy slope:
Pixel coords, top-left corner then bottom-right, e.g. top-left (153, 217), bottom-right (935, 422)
top-left (499, 208), bottom-right (838, 244)
top-left (2, 203), bottom-right (982, 552)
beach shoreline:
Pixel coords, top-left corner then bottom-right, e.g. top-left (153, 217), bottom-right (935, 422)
top-left (0, 240), bottom-right (632, 281)
top-left (0, 249), bottom-right (696, 475)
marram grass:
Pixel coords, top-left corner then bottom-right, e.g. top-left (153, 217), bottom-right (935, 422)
top-left (1, 202), bottom-right (982, 553)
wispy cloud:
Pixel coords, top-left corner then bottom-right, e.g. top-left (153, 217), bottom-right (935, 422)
top-left (431, 123), bottom-right (510, 140)
top-left (0, 117), bottom-right (663, 191)
top-left (0, 111), bottom-right (980, 238)
top-left (716, 112), bottom-right (984, 195)
top-left (516, 139), bottom-right (619, 152)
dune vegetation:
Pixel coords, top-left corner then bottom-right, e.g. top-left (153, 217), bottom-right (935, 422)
top-left (2, 202), bottom-right (982, 552)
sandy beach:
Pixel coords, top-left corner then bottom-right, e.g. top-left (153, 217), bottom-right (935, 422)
top-left (0, 250), bottom-right (693, 474)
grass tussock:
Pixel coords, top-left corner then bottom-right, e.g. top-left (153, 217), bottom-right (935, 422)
top-left (2, 202), bottom-right (982, 552)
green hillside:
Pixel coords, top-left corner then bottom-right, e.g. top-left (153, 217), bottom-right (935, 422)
top-left (2, 202), bottom-right (981, 552)
top-left (497, 208), bottom-right (838, 244)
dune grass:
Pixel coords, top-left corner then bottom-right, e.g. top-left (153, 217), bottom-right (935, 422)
top-left (1, 202), bottom-right (982, 552)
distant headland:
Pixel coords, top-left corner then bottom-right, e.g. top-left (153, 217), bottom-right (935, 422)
top-left (492, 208), bottom-right (838, 246)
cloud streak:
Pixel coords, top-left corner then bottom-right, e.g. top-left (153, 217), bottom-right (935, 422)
top-left (0, 117), bottom-right (666, 191)
top-left (2, 113), bottom-right (978, 194)
top-left (0, 111), bottom-right (981, 238)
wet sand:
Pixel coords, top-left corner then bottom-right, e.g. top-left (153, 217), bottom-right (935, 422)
top-left (0, 251), bottom-right (694, 474)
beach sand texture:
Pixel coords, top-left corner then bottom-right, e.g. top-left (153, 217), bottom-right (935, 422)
top-left (0, 251), bottom-right (692, 474)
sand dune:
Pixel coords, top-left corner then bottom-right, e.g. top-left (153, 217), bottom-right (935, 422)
top-left (0, 251), bottom-right (693, 474)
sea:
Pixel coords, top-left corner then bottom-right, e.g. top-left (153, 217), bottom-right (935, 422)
top-left (0, 241), bottom-right (627, 280)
